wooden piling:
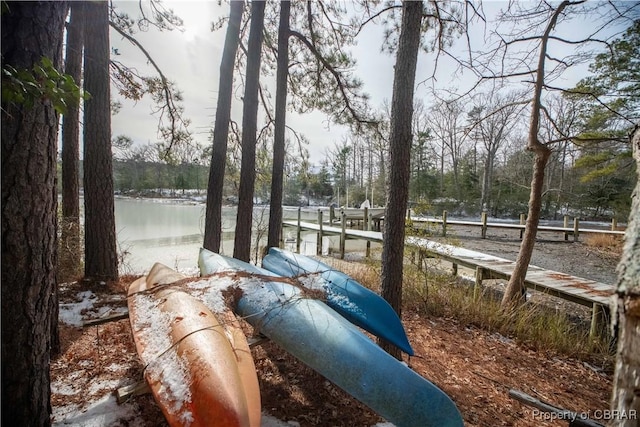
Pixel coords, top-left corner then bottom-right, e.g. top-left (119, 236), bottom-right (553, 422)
top-left (340, 212), bottom-right (346, 259)
top-left (296, 207), bottom-right (301, 254)
top-left (481, 212), bottom-right (488, 239)
top-left (317, 210), bottom-right (323, 255)
top-left (442, 210), bottom-right (448, 237)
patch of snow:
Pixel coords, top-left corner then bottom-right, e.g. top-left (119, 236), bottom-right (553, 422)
top-left (185, 275), bottom-right (235, 314)
top-left (58, 290), bottom-right (129, 326)
top-left (130, 291), bottom-right (193, 423)
top-left (51, 381), bottom-right (79, 396)
top-left (105, 363), bottom-right (126, 373)
top-left (52, 393), bottom-right (138, 426)
top-left (88, 379), bottom-right (121, 396)
top-left (59, 291), bottom-right (97, 326)
top-left (296, 273), bottom-right (326, 291)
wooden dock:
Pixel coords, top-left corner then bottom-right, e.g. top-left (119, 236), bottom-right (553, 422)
top-left (282, 219), bottom-right (613, 337)
top-left (320, 206), bottom-right (625, 241)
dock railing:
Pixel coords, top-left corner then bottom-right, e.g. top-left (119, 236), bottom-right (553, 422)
top-left (317, 207), bottom-right (625, 241)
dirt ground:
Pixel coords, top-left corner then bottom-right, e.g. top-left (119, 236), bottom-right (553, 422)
top-left (51, 225), bottom-right (621, 426)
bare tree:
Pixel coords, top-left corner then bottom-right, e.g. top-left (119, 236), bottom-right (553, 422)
top-left (426, 96), bottom-right (469, 194)
top-left (491, 1), bottom-right (640, 307)
top-left (468, 90), bottom-right (526, 212)
top-left (538, 94), bottom-right (581, 217)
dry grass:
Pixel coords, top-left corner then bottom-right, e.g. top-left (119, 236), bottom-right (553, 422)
top-left (584, 233), bottom-right (624, 261)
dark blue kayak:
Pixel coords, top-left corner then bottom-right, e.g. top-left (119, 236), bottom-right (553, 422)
top-left (198, 248), bottom-right (464, 427)
top-left (261, 247), bottom-right (414, 355)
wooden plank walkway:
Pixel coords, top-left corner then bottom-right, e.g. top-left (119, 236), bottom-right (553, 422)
top-left (282, 220), bottom-right (613, 336)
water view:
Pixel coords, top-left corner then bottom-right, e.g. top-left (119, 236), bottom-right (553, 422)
top-left (115, 198), bottom-right (327, 274)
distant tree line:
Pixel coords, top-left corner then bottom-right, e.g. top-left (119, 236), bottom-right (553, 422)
top-left (99, 89), bottom-right (636, 221)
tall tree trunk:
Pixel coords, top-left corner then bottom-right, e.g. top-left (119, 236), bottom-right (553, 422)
top-left (267, 1), bottom-right (291, 250)
top-left (83, 0), bottom-right (118, 281)
top-left (1, 2), bottom-right (67, 424)
top-left (380, 0), bottom-right (422, 359)
top-left (233, 0), bottom-right (266, 262)
top-left (482, 152), bottom-right (495, 212)
top-left (203, 1), bottom-right (244, 253)
top-left (60, 1), bottom-right (84, 282)
top-left (610, 125), bottom-right (640, 426)
top-left (501, 1), bottom-right (569, 308)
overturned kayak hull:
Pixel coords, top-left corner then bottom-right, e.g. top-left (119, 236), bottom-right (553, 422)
top-left (262, 247), bottom-right (414, 355)
top-left (199, 249), bottom-right (463, 427)
top-left (128, 263), bottom-right (261, 427)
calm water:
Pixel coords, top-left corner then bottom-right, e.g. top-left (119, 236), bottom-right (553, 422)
top-left (114, 198), bottom-right (326, 274)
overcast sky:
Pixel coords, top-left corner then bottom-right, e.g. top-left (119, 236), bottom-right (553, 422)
top-left (108, 1), bottom-right (629, 165)
top-left (109, 0), bottom-right (488, 164)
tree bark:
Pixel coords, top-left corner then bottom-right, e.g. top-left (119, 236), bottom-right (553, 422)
top-left (203, 0), bottom-right (244, 253)
top-left (60, 1), bottom-right (85, 282)
top-left (233, 0), bottom-right (266, 262)
top-left (610, 125), bottom-right (640, 426)
top-left (83, 0), bottom-right (118, 281)
top-left (267, 1), bottom-right (291, 250)
top-left (501, 1), bottom-right (569, 308)
top-left (380, 0), bottom-right (423, 359)
top-left (1, 2), bottom-right (68, 425)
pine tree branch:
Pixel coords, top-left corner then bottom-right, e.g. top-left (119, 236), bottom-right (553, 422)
top-left (109, 21), bottom-right (187, 152)
top-left (288, 29), bottom-right (378, 126)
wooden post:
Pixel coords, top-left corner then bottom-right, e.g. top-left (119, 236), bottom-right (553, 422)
top-left (481, 212), bottom-right (488, 239)
top-left (573, 217), bottom-right (580, 242)
top-left (296, 207), bottom-right (301, 254)
top-left (407, 208), bottom-right (411, 220)
top-left (611, 217), bottom-right (617, 231)
top-left (317, 210), bottom-right (323, 256)
top-left (519, 213), bottom-right (526, 239)
top-left (340, 212), bottom-right (346, 259)
top-left (452, 263), bottom-right (458, 277)
top-left (329, 205), bottom-right (335, 224)
top-left (442, 210), bottom-right (448, 237)
top-left (590, 304), bottom-right (606, 340)
top-left (363, 206), bottom-right (368, 231)
top-left (563, 215), bottom-right (569, 241)
top-left (366, 212), bottom-right (372, 258)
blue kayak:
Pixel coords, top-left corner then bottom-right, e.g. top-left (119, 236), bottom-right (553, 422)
top-left (261, 247), bottom-right (414, 355)
top-left (198, 248), bottom-right (464, 427)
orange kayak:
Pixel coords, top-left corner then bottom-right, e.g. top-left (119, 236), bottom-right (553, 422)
top-left (128, 263), bottom-right (261, 427)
